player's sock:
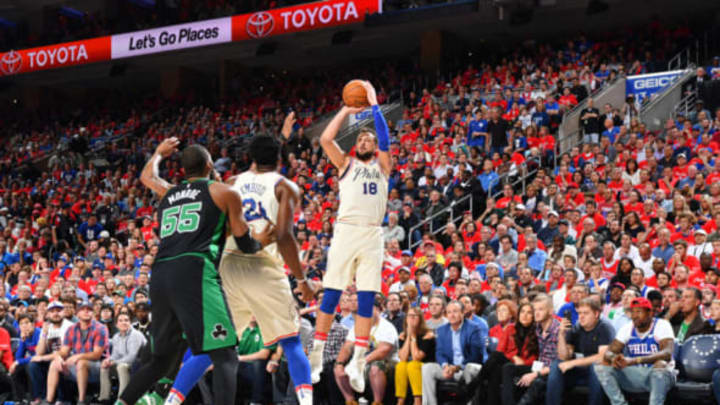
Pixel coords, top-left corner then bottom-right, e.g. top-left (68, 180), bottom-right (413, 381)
top-left (312, 331), bottom-right (327, 352)
top-left (346, 336), bottom-right (368, 392)
top-left (164, 388), bottom-right (185, 405)
top-left (165, 354), bottom-right (212, 404)
top-left (280, 336), bottom-right (314, 405)
top-left (353, 336), bottom-right (369, 360)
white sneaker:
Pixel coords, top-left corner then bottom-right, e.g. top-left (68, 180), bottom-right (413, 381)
top-left (309, 344), bottom-right (324, 383)
top-left (345, 356), bottom-right (366, 393)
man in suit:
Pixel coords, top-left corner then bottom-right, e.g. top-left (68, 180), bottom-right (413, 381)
top-left (421, 300), bottom-right (485, 405)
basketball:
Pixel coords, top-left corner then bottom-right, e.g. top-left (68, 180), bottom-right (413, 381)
top-left (342, 80), bottom-right (369, 108)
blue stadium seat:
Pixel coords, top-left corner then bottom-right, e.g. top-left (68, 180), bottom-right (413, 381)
top-left (680, 334), bottom-right (720, 382)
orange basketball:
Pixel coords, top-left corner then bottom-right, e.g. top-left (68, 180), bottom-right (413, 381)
top-left (342, 80), bottom-right (369, 108)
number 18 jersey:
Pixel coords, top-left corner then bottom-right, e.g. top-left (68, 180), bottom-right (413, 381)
top-left (337, 158), bottom-right (388, 226)
top-left (224, 170), bottom-right (296, 265)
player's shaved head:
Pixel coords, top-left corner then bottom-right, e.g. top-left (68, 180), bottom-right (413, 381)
top-left (250, 136), bottom-right (280, 167)
top-left (181, 144), bottom-right (211, 178)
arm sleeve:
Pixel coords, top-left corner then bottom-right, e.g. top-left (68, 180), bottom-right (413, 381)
top-left (373, 105), bottom-right (390, 152)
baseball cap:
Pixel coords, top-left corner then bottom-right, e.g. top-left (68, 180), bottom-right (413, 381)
top-left (695, 229), bottom-right (707, 236)
top-left (135, 302), bottom-right (150, 311)
top-left (548, 210), bottom-right (559, 217)
top-left (48, 301), bottom-right (64, 311)
top-left (401, 250), bottom-right (413, 257)
top-left (516, 203), bottom-right (526, 210)
top-left (559, 219), bottom-right (569, 226)
top-left (77, 301), bottom-right (93, 310)
top-left (398, 266), bottom-right (410, 274)
top-left (677, 153), bottom-right (687, 159)
top-left (630, 297), bottom-right (653, 310)
top-left (609, 282), bottom-right (626, 292)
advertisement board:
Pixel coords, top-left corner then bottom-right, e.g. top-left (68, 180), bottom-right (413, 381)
top-left (0, 36), bottom-right (111, 76)
top-left (626, 70), bottom-right (684, 104)
top-left (111, 17), bottom-right (233, 59)
top-left (234, 0), bottom-right (381, 41)
top-left (0, 0), bottom-right (382, 76)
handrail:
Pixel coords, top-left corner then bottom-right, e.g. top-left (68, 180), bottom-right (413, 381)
top-left (639, 68), bottom-right (695, 113)
top-left (408, 193), bottom-right (473, 250)
top-left (673, 88), bottom-right (698, 119)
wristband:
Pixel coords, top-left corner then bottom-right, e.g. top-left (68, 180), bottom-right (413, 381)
top-left (268, 360), bottom-right (279, 366)
top-left (234, 231), bottom-right (263, 254)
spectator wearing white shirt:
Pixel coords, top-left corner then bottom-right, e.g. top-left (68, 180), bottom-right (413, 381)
top-left (688, 230), bottom-right (712, 258)
top-left (613, 234), bottom-right (640, 263)
top-left (633, 243), bottom-right (655, 278)
top-left (383, 213), bottom-right (406, 244)
top-left (390, 267), bottom-right (414, 294)
top-left (334, 295), bottom-right (398, 404)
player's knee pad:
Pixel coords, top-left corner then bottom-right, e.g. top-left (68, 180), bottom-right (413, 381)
top-left (319, 288), bottom-right (342, 315)
top-left (356, 291), bottom-right (376, 318)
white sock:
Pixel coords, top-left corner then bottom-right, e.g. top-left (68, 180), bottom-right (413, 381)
top-left (313, 338), bottom-right (326, 353)
top-left (296, 384), bottom-right (313, 405)
top-left (164, 388), bottom-right (184, 405)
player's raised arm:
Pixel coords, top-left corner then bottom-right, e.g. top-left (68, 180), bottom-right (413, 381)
top-left (140, 137), bottom-right (179, 199)
top-left (276, 179), bottom-right (316, 302)
top-left (362, 81), bottom-right (391, 177)
top-left (320, 106), bottom-right (364, 171)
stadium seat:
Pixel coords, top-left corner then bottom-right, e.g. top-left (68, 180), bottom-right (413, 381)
top-left (679, 334), bottom-right (720, 382)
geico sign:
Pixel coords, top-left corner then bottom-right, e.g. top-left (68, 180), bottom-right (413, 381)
top-left (278, 1), bottom-right (359, 29)
top-left (632, 76), bottom-right (676, 90)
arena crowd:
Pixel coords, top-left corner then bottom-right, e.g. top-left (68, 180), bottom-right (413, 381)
top-left (2, 21), bottom-right (720, 405)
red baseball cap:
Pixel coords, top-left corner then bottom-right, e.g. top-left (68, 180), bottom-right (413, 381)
top-left (630, 297), bottom-right (653, 310)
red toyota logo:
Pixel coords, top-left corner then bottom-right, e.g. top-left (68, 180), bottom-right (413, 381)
top-left (0, 50), bottom-right (22, 76)
top-left (246, 12), bottom-right (274, 39)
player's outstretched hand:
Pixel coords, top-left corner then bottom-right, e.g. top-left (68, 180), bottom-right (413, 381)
top-left (361, 80), bottom-right (379, 106)
top-left (296, 278), bottom-right (318, 303)
top-left (156, 137), bottom-right (180, 157)
top-left (281, 111), bottom-right (296, 140)
top-left (251, 222), bottom-right (276, 247)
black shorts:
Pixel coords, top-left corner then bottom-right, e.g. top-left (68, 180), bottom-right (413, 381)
top-left (149, 253), bottom-right (237, 355)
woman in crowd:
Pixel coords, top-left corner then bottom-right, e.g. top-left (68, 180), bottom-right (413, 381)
top-left (489, 299), bottom-right (517, 339)
top-left (479, 302), bottom-right (538, 405)
top-left (395, 307), bottom-right (435, 405)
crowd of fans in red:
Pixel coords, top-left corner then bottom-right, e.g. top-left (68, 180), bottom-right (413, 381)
top-left (2, 20), bottom-right (720, 404)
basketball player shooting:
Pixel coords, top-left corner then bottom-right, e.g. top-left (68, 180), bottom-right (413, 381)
top-left (309, 81), bottom-right (391, 393)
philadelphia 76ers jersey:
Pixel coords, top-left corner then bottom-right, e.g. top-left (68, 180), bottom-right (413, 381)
top-left (337, 157), bottom-right (388, 226)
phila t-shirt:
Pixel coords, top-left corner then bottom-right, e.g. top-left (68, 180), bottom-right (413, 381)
top-left (347, 317), bottom-right (399, 362)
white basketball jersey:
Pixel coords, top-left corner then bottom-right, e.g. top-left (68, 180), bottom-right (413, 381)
top-left (337, 158), bottom-right (388, 226)
top-left (225, 170), bottom-right (297, 265)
